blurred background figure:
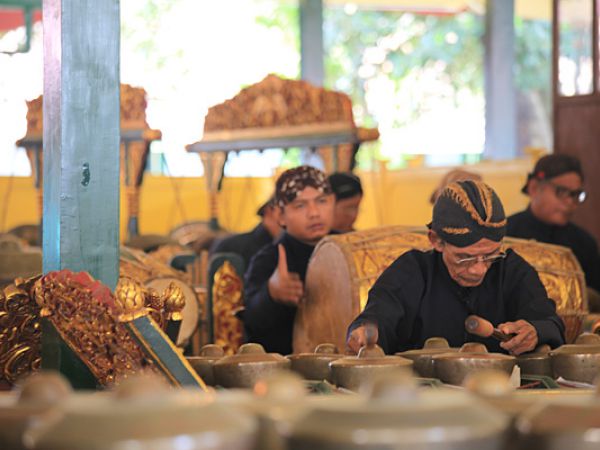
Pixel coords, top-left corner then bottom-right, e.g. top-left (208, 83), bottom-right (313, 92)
top-left (429, 168), bottom-right (482, 205)
top-left (210, 196), bottom-right (282, 273)
top-left (507, 154), bottom-right (600, 305)
top-left (328, 172), bottom-right (363, 233)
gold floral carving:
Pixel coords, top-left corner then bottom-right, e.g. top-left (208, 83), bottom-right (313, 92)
top-left (0, 271), bottom-right (190, 387)
top-left (120, 84), bottom-right (150, 129)
top-left (200, 74), bottom-right (379, 174)
top-left (212, 261), bottom-right (244, 356)
top-left (119, 249), bottom-right (196, 341)
top-left (163, 282), bottom-right (186, 321)
top-left (115, 277), bottom-right (148, 322)
top-left (0, 276), bottom-right (42, 387)
top-left (23, 85), bottom-right (152, 137)
top-left (145, 288), bottom-right (165, 328)
top-left (115, 277), bottom-right (188, 335)
top-left (33, 271), bottom-right (159, 386)
top-left (203, 74), bottom-right (354, 132)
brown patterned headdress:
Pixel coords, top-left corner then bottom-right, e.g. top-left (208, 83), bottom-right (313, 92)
top-left (430, 180), bottom-right (506, 247)
top-left (275, 165), bottom-right (332, 207)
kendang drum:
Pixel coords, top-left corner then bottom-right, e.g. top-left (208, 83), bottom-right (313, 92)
top-left (294, 226), bottom-right (587, 353)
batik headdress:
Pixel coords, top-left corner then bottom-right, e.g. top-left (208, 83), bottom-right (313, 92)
top-left (430, 180), bottom-right (506, 247)
top-left (275, 165), bottom-right (332, 207)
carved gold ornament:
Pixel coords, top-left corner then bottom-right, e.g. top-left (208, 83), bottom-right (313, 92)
top-left (33, 270), bottom-right (159, 386)
top-left (198, 74), bottom-right (378, 174)
top-left (144, 287), bottom-right (165, 328)
top-left (0, 275), bottom-right (41, 386)
top-left (163, 282), bottom-right (186, 321)
top-left (212, 261), bottom-right (244, 355)
top-left (203, 74), bottom-right (354, 132)
top-left (115, 277), bottom-right (148, 322)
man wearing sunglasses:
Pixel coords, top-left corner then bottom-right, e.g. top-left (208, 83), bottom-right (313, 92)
top-left (508, 154), bottom-right (600, 294)
top-left (347, 180), bottom-right (565, 356)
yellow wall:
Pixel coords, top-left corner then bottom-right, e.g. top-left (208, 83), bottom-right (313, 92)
top-left (0, 158), bottom-right (532, 239)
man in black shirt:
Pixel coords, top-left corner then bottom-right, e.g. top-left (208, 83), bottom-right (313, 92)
top-left (210, 196), bottom-right (281, 273)
top-left (507, 154), bottom-right (600, 294)
top-left (243, 166), bottom-right (335, 355)
top-left (347, 180), bottom-right (565, 356)
top-left (328, 172), bottom-right (363, 233)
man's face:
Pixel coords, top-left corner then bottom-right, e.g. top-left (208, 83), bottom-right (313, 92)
top-left (529, 172), bottom-right (584, 226)
top-left (429, 232), bottom-right (503, 287)
top-left (279, 186), bottom-right (334, 245)
top-left (333, 194), bottom-right (362, 232)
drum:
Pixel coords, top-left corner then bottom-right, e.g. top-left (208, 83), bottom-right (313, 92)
top-left (294, 226), bottom-right (587, 353)
top-left (169, 221), bottom-right (228, 252)
top-left (120, 246), bottom-right (190, 283)
top-left (145, 277), bottom-right (200, 347)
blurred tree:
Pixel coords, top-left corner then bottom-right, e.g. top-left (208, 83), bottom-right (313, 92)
top-left (514, 17), bottom-right (552, 151)
top-left (256, 4), bottom-right (554, 164)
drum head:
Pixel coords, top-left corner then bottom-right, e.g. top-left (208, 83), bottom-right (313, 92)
top-left (145, 277), bottom-right (199, 347)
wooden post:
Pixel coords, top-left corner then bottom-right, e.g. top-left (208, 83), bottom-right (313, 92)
top-left (484, 0), bottom-right (517, 159)
top-left (300, 0), bottom-right (324, 86)
top-left (42, 0), bottom-right (120, 387)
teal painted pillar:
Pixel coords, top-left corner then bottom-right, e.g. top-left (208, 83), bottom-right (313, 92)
top-left (484, 0), bottom-right (517, 159)
top-left (300, 0), bottom-right (324, 86)
top-left (42, 0), bottom-right (120, 387)
top-left (299, 0), bottom-right (324, 166)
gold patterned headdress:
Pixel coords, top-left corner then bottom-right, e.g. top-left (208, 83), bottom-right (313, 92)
top-left (430, 180), bottom-right (506, 247)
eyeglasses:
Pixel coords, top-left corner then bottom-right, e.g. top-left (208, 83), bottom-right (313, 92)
top-left (545, 181), bottom-right (587, 204)
top-left (455, 252), bottom-right (507, 267)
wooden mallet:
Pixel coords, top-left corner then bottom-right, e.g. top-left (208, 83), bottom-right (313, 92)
top-left (464, 315), bottom-right (515, 342)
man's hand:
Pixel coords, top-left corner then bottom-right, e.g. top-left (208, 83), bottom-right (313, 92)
top-left (498, 320), bottom-right (538, 355)
top-left (346, 324), bottom-right (379, 354)
top-left (268, 244), bottom-right (304, 306)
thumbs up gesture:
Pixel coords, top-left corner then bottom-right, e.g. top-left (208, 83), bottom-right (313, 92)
top-left (268, 244), bottom-right (304, 306)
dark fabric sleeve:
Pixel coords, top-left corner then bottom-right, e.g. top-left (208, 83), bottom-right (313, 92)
top-left (347, 253), bottom-right (424, 354)
top-left (578, 231), bottom-right (600, 293)
top-left (505, 251), bottom-right (566, 349)
top-left (242, 245), bottom-right (296, 353)
top-left (211, 233), bottom-right (253, 271)
top-left (505, 213), bottom-right (520, 236)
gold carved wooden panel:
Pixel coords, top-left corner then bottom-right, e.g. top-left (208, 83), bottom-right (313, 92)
top-left (212, 261), bottom-right (244, 356)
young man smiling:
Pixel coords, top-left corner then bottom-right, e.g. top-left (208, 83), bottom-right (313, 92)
top-left (347, 180), bottom-right (565, 356)
top-left (242, 165), bottom-right (335, 355)
top-left (507, 154), bottom-right (600, 293)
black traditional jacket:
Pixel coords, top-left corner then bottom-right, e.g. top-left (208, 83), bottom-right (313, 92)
top-left (242, 232), bottom-right (314, 355)
top-left (508, 207), bottom-right (600, 292)
top-left (211, 223), bottom-right (274, 273)
top-left (348, 249), bottom-right (565, 354)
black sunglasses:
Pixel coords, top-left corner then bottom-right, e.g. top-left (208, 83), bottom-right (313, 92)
top-left (545, 181), bottom-right (587, 204)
